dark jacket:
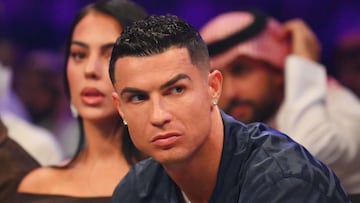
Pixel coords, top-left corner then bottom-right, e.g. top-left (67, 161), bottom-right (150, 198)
top-left (112, 111), bottom-right (349, 203)
top-left (0, 134), bottom-right (40, 203)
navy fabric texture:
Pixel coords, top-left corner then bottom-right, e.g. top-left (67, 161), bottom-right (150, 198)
top-left (112, 111), bottom-right (350, 203)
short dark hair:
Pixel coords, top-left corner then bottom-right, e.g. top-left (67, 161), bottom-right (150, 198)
top-left (109, 14), bottom-right (210, 84)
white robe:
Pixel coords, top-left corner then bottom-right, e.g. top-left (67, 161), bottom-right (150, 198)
top-left (276, 55), bottom-right (360, 194)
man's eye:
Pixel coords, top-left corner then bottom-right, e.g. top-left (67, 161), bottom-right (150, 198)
top-left (129, 94), bottom-right (147, 103)
top-left (70, 52), bottom-right (86, 62)
top-left (170, 86), bottom-right (184, 95)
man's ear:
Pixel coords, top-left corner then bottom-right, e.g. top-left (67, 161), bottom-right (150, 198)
top-left (112, 91), bottom-right (125, 118)
top-left (208, 70), bottom-right (223, 101)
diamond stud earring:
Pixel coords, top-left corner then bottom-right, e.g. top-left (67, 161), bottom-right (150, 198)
top-left (212, 99), bottom-right (218, 105)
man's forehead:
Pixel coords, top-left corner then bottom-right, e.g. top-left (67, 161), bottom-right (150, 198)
top-left (114, 65), bottom-right (197, 93)
top-left (114, 55), bottom-right (146, 69)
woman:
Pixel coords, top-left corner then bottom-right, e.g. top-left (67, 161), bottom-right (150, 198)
top-left (16, 0), bottom-right (147, 202)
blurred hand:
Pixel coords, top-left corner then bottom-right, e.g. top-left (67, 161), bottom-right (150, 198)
top-left (283, 19), bottom-right (321, 62)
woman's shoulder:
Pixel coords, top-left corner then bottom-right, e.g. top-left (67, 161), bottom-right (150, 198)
top-left (18, 166), bottom-right (66, 193)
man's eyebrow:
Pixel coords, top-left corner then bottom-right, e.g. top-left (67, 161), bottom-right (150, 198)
top-left (120, 87), bottom-right (146, 97)
top-left (160, 73), bottom-right (191, 90)
top-left (119, 74), bottom-right (191, 97)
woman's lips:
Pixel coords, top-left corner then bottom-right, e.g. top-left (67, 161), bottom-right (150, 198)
top-left (80, 87), bottom-right (105, 106)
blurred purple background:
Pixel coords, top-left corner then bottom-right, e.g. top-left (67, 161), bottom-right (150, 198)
top-left (1, 0), bottom-right (360, 69)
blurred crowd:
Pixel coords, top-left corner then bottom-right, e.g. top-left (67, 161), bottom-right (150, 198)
top-left (0, 0), bottom-right (360, 202)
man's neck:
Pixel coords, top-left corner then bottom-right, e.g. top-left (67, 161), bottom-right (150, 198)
top-left (165, 108), bottom-right (224, 203)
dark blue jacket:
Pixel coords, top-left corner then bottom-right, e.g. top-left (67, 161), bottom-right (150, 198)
top-left (112, 111), bottom-right (350, 203)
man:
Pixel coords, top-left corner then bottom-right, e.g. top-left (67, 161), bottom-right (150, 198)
top-left (0, 117), bottom-right (39, 202)
top-left (0, 59), bottom-right (64, 166)
top-left (109, 14), bottom-right (349, 202)
top-left (200, 10), bottom-right (360, 196)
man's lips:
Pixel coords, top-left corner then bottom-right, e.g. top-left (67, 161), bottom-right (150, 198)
top-left (80, 87), bottom-right (105, 106)
top-left (151, 133), bottom-right (181, 149)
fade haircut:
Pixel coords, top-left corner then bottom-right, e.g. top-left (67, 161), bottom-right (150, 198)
top-left (109, 14), bottom-right (210, 84)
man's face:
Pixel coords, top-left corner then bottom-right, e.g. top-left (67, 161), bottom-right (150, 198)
top-left (213, 56), bottom-right (283, 123)
top-left (112, 47), bottom-right (218, 165)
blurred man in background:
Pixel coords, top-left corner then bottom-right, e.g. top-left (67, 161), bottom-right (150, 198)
top-left (200, 10), bottom-right (360, 198)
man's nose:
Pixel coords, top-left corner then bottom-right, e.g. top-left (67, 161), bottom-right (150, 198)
top-left (150, 98), bottom-right (172, 128)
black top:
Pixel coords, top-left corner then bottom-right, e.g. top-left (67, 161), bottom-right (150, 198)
top-left (0, 134), bottom-right (40, 203)
top-left (349, 194), bottom-right (360, 203)
top-left (16, 193), bottom-right (111, 203)
top-left (112, 111), bottom-right (350, 203)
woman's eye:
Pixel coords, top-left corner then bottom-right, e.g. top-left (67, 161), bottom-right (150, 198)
top-left (104, 48), bottom-right (113, 59)
top-left (70, 52), bottom-right (86, 62)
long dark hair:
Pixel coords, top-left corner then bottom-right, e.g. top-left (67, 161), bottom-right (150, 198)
top-left (62, 0), bottom-right (148, 167)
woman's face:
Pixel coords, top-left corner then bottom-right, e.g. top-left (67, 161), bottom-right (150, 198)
top-left (67, 11), bottom-right (122, 121)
